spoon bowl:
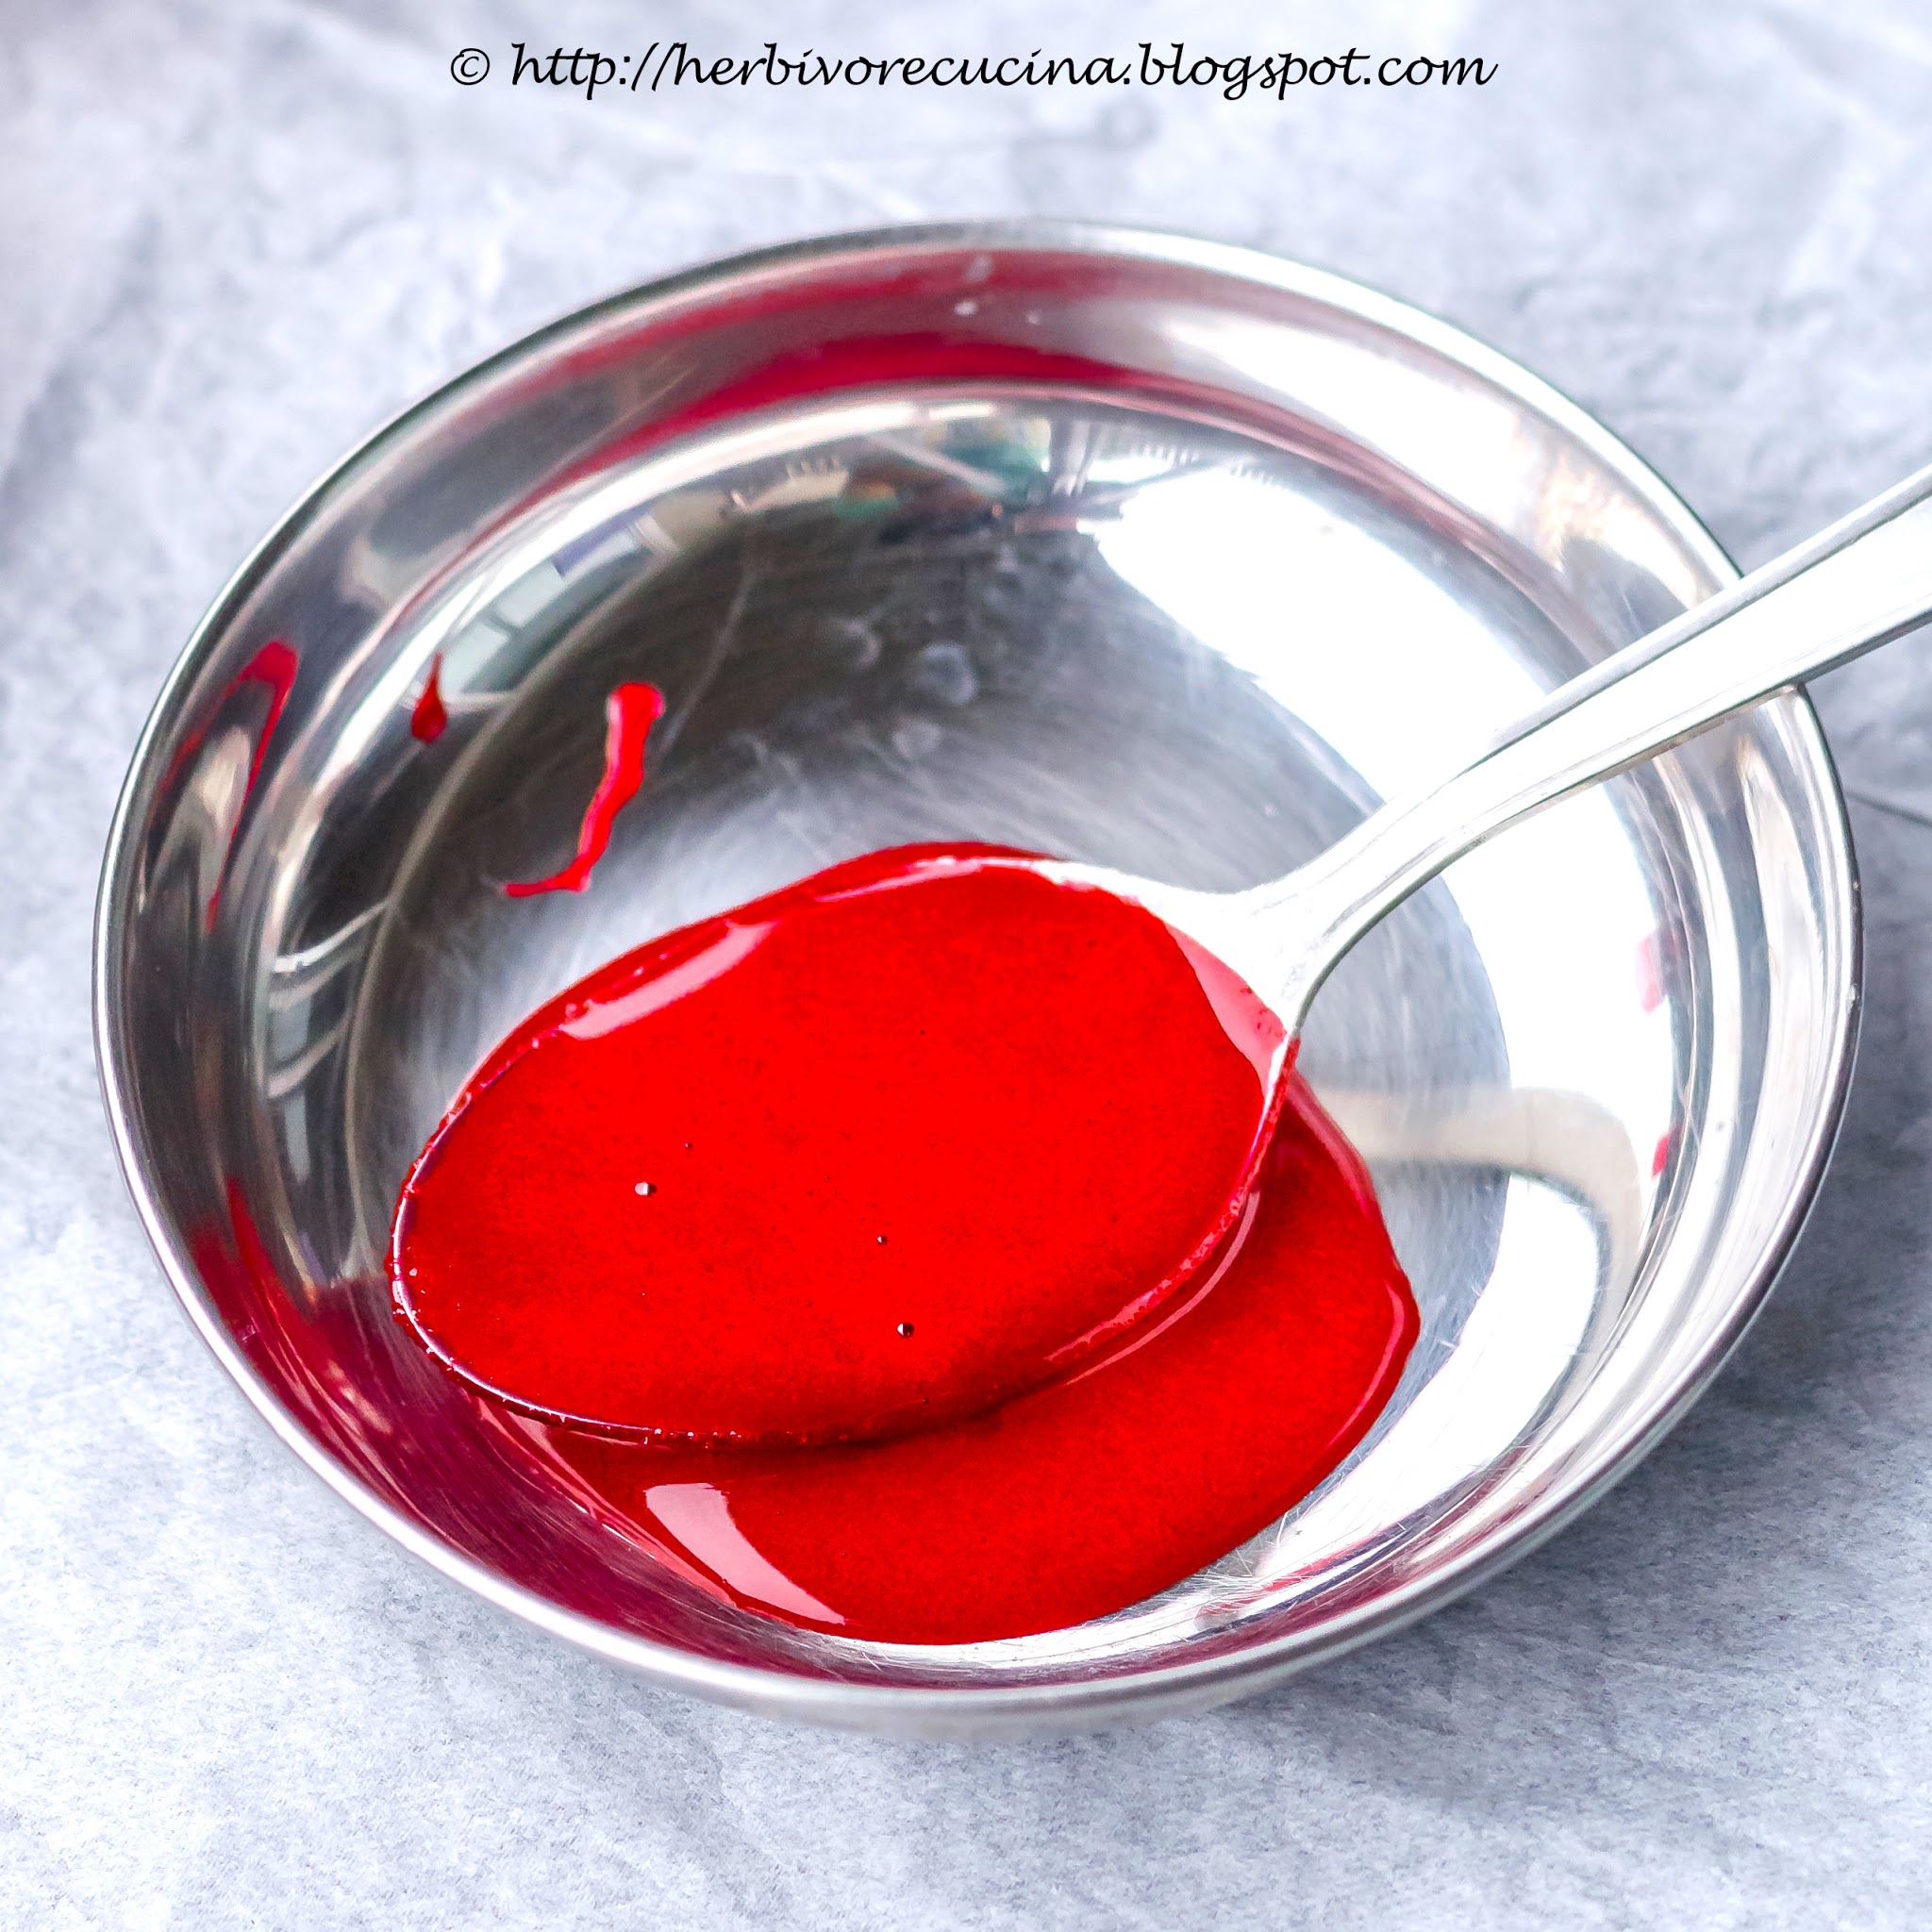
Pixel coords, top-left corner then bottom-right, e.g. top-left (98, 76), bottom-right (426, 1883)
top-left (94, 223), bottom-right (1857, 1735)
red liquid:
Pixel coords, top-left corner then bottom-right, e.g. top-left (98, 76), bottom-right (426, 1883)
top-left (506, 681), bottom-right (664, 896)
top-left (544, 1082), bottom-right (1414, 1644)
top-left (391, 840), bottom-right (1418, 1643)
top-left (409, 656), bottom-right (448, 742)
top-left (394, 844), bottom-right (1284, 1445)
top-left (166, 637), bottom-right (299, 794)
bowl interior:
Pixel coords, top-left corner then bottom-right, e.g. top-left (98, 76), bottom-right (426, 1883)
top-left (99, 231), bottom-right (1856, 1733)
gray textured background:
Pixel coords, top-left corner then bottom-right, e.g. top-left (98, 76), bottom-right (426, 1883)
top-left (8, 1), bottom-right (1932, 1924)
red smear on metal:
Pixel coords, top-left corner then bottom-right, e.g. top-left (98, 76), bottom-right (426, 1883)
top-left (409, 656), bottom-right (448, 742)
top-left (505, 683), bottom-right (665, 897)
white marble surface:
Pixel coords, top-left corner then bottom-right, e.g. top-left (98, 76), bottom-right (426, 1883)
top-left (8, 1), bottom-right (1932, 1923)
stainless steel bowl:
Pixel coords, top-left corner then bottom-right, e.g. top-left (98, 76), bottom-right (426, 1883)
top-left (94, 222), bottom-right (1858, 1738)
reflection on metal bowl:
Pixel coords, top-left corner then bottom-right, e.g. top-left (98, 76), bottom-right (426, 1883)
top-left (94, 223), bottom-right (1857, 1737)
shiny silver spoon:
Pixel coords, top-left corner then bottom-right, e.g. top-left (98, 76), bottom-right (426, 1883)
top-left (396, 457), bottom-right (1932, 1450)
top-left (398, 460), bottom-right (1932, 1444)
top-left (1025, 462), bottom-right (1932, 1093)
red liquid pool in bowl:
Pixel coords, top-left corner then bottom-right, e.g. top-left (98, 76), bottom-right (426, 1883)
top-left (391, 841), bottom-right (1417, 1644)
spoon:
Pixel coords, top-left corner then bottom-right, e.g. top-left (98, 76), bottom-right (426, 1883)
top-left (393, 463), bottom-right (1932, 1447)
top-left (1027, 460), bottom-right (1932, 1089)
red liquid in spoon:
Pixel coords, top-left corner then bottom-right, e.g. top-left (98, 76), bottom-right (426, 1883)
top-left (394, 843), bottom-right (1285, 1445)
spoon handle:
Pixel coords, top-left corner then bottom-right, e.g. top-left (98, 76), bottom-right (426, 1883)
top-left (1269, 461), bottom-right (1932, 1019)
